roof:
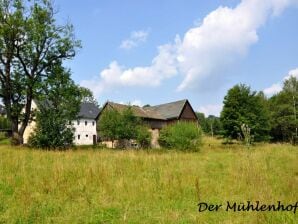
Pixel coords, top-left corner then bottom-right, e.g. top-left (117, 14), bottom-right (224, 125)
top-left (147, 99), bottom-right (187, 120)
top-left (34, 100), bottom-right (100, 119)
top-left (78, 102), bottom-right (101, 119)
top-left (102, 99), bottom-right (192, 121)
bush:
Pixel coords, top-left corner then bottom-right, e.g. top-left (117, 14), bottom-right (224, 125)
top-left (136, 125), bottom-right (152, 148)
top-left (28, 110), bottom-right (74, 150)
top-left (159, 122), bottom-right (202, 151)
top-left (0, 131), bottom-right (7, 141)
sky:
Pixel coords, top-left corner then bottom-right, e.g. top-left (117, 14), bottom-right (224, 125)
top-left (56, 0), bottom-right (298, 116)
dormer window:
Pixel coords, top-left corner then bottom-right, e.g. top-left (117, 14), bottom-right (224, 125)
top-left (85, 121), bottom-right (87, 126)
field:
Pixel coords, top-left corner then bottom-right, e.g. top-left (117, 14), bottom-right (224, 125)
top-left (0, 138), bottom-right (297, 223)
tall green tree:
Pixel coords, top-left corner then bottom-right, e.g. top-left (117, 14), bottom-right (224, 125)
top-left (0, 0), bottom-right (80, 144)
top-left (220, 84), bottom-right (270, 142)
top-left (269, 76), bottom-right (298, 142)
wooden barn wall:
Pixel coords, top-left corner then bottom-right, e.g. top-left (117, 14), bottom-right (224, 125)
top-left (144, 119), bottom-right (166, 129)
top-left (179, 103), bottom-right (197, 121)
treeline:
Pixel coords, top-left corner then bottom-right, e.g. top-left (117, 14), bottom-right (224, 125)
top-left (197, 76), bottom-right (298, 144)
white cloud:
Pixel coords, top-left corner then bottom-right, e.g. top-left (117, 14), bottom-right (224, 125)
top-left (176, 0), bottom-right (298, 91)
top-left (263, 68), bottom-right (298, 96)
top-left (131, 100), bottom-right (143, 106)
top-left (120, 29), bottom-right (150, 50)
top-left (118, 100), bottom-right (143, 106)
top-left (284, 68), bottom-right (298, 80)
top-left (82, 0), bottom-right (298, 96)
top-left (263, 83), bottom-right (283, 95)
top-left (81, 43), bottom-right (178, 97)
top-left (197, 104), bottom-right (223, 117)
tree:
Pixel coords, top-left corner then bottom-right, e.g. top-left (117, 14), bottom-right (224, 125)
top-left (98, 107), bottom-right (151, 148)
top-left (268, 76), bottom-right (298, 143)
top-left (0, 0), bottom-right (80, 144)
top-left (28, 66), bottom-right (86, 149)
top-left (220, 84), bottom-right (270, 142)
top-left (196, 112), bottom-right (223, 136)
top-left (98, 109), bottom-right (122, 148)
top-left (196, 112), bottom-right (208, 133)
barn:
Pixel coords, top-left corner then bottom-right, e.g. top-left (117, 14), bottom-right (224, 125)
top-left (98, 99), bottom-right (198, 147)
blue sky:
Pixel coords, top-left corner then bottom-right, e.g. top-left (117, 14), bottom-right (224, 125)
top-left (56, 0), bottom-right (298, 116)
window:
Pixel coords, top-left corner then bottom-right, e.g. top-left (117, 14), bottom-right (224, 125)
top-left (77, 120), bottom-right (80, 125)
top-left (85, 121), bottom-right (87, 126)
top-left (86, 134), bottom-right (88, 138)
top-left (78, 135), bottom-right (80, 140)
top-left (92, 121), bottom-right (95, 126)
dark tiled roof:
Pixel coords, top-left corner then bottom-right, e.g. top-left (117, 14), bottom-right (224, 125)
top-left (78, 102), bottom-right (100, 119)
top-left (105, 99), bottom-right (188, 120)
top-left (147, 99), bottom-right (187, 120)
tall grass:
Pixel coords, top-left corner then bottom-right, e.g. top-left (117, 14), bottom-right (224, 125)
top-left (0, 138), bottom-right (297, 223)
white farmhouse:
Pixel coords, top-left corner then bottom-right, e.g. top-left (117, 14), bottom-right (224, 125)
top-left (73, 102), bottom-right (100, 145)
top-left (23, 101), bottom-right (100, 145)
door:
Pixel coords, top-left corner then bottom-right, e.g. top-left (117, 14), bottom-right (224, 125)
top-left (93, 135), bottom-right (97, 145)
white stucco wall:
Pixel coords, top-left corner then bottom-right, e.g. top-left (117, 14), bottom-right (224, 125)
top-left (23, 101), bottom-right (38, 144)
top-left (73, 118), bottom-right (97, 145)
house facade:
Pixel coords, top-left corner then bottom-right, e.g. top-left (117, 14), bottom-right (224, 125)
top-left (73, 103), bottom-right (100, 145)
top-left (98, 99), bottom-right (198, 148)
top-left (23, 101), bottom-right (100, 145)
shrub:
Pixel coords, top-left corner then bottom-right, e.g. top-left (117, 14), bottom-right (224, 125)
top-left (159, 122), bottom-right (202, 151)
top-left (28, 110), bottom-right (74, 149)
top-left (136, 125), bottom-right (152, 148)
top-left (0, 131), bottom-right (7, 141)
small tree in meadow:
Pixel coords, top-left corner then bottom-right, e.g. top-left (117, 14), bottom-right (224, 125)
top-left (241, 123), bottom-right (252, 147)
top-left (159, 122), bottom-right (202, 151)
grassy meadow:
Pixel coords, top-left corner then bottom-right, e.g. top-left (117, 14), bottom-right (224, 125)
top-left (0, 137), bottom-right (297, 223)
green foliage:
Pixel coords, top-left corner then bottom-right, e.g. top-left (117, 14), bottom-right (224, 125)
top-left (220, 84), bottom-right (270, 142)
top-left (0, 131), bottom-right (6, 141)
top-left (136, 125), bottom-right (151, 148)
top-left (99, 107), bottom-right (151, 148)
top-left (98, 109), bottom-right (122, 145)
top-left (0, 0), bottom-right (80, 144)
top-left (159, 121), bottom-right (202, 151)
top-left (28, 110), bottom-right (74, 149)
top-left (196, 112), bottom-right (223, 136)
top-left (0, 116), bottom-right (10, 130)
top-left (28, 66), bottom-right (87, 149)
top-left (268, 76), bottom-right (298, 143)
top-left (118, 107), bottom-right (140, 140)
